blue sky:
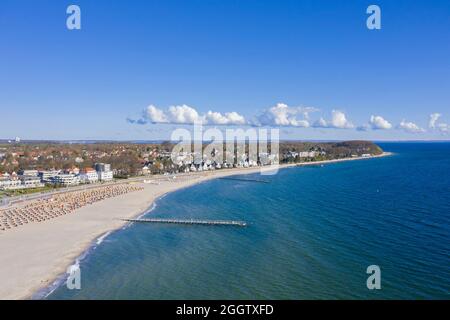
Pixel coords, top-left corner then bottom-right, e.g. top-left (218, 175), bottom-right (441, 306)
top-left (1, 0), bottom-right (449, 140)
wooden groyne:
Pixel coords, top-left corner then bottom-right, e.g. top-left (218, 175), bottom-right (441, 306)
top-left (123, 218), bottom-right (247, 227)
top-left (218, 177), bottom-right (270, 183)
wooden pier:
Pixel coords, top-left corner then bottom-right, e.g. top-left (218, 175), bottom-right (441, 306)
top-left (123, 218), bottom-right (247, 227)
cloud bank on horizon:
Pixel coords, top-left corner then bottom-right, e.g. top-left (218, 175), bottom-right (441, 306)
top-left (127, 103), bottom-right (450, 136)
top-left (127, 105), bottom-right (246, 126)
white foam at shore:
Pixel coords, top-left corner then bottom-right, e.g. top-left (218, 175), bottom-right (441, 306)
top-left (33, 230), bottom-right (112, 300)
top-left (96, 231), bottom-right (112, 245)
top-left (121, 200), bottom-right (159, 230)
top-left (36, 194), bottom-right (170, 299)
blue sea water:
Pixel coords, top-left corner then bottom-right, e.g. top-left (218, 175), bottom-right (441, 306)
top-left (47, 143), bottom-right (450, 299)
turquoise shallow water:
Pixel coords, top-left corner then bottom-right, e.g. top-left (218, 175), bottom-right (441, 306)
top-left (48, 143), bottom-right (450, 299)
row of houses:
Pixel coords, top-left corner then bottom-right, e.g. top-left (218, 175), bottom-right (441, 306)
top-left (156, 151), bottom-right (278, 170)
top-left (283, 151), bottom-right (325, 159)
top-left (0, 163), bottom-right (113, 190)
top-left (0, 176), bottom-right (43, 190)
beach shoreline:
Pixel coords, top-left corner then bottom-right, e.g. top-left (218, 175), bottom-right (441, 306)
top-left (0, 152), bottom-right (391, 300)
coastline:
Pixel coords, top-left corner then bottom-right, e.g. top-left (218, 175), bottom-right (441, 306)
top-left (0, 152), bottom-right (391, 300)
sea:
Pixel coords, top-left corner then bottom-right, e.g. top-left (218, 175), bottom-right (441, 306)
top-left (46, 142), bottom-right (450, 299)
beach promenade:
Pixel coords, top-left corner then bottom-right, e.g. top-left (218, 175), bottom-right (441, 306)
top-left (0, 153), bottom-right (390, 299)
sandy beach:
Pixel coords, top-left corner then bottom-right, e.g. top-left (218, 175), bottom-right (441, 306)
top-left (0, 153), bottom-right (390, 300)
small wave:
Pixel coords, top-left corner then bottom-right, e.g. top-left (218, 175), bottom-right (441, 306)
top-left (121, 200), bottom-right (160, 230)
top-left (36, 195), bottom-right (169, 299)
top-left (141, 201), bottom-right (157, 218)
top-left (34, 233), bottom-right (105, 299)
top-left (96, 231), bottom-right (112, 245)
top-left (32, 272), bottom-right (67, 300)
top-left (33, 257), bottom-right (82, 300)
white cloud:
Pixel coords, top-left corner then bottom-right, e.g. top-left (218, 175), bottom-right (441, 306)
top-left (129, 102), bottom-right (317, 128)
top-left (398, 120), bottom-right (425, 133)
top-left (255, 103), bottom-right (312, 127)
top-left (205, 111), bottom-right (246, 125)
top-left (226, 112), bottom-right (246, 125)
top-left (369, 115), bottom-right (392, 130)
top-left (129, 103), bottom-right (408, 134)
top-left (429, 113), bottom-right (441, 128)
top-left (167, 105), bottom-right (202, 124)
top-left (311, 111), bottom-right (353, 129)
top-left (428, 113), bottom-right (449, 134)
top-left (313, 110), bottom-right (353, 129)
top-left (331, 110), bottom-right (354, 129)
top-left (289, 118), bottom-right (310, 127)
top-left (313, 117), bottom-right (328, 128)
top-left (129, 104), bottom-right (247, 126)
top-left (146, 105), bottom-right (168, 123)
top-left (437, 123), bottom-right (449, 134)
top-left (299, 106), bottom-right (319, 120)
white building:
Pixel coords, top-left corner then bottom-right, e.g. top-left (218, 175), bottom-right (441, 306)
top-left (94, 163), bottom-right (113, 181)
top-left (79, 168), bottom-right (99, 183)
top-left (95, 163), bottom-right (111, 172)
top-left (19, 176), bottom-right (44, 188)
top-left (52, 174), bottom-right (80, 186)
top-left (141, 166), bottom-right (150, 175)
top-left (18, 169), bottom-right (39, 176)
top-left (172, 152), bottom-right (193, 166)
top-left (286, 151), bottom-right (299, 158)
top-left (93, 163), bottom-right (113, 181)
top-left (248, 159), bottom-right (258, 167)
top-left (0, 175), bottom-right (44, 190)
top-left (98, 170), bottom-right (113, 182)
top-left (0, 178), bottom-right (22, 190)
top-left (38, 170), bottom-right (60, 183)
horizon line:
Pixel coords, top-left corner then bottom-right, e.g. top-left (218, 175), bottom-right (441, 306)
top-left (1, 138), bottom-right (450, 143)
